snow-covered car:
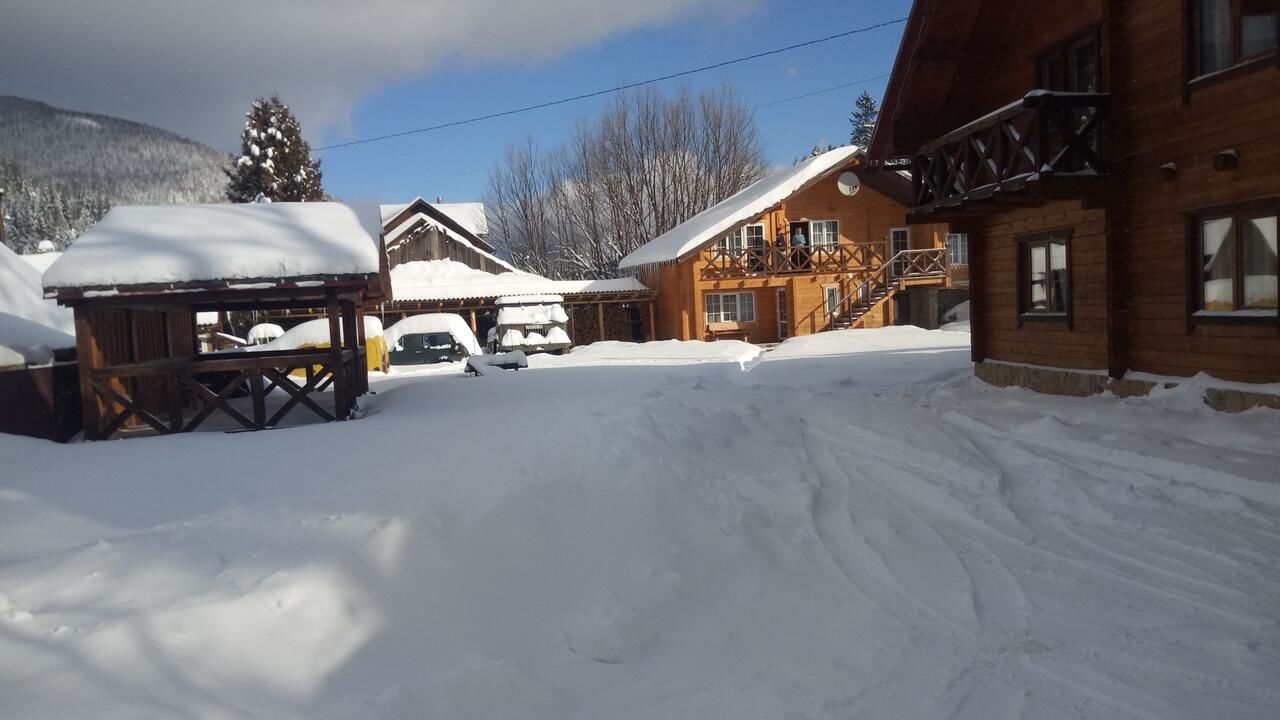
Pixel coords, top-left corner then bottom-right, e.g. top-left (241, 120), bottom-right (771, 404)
top-left (384, 314), bottom-right (481, 366)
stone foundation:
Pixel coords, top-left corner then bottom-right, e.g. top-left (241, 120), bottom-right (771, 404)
top-left (975, 360), bottom-right (1280, 413)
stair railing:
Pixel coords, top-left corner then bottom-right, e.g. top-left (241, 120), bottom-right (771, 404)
top-left (826, 248), bottom-right (948, 329)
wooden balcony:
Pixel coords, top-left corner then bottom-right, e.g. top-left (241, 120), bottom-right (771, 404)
top-left (700, 243), bottom-right (886, 279)
top-left (910, 90), bottom-right (1109, 214)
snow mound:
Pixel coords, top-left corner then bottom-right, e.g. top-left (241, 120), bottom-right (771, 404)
top-left (384, 314), bottom-right (481, 356)
top-left (255, 316), bottom-right (384, 351)
top-left (247, 323), bottom-right (285, 345)
top-left (0, 243), bottom-right (74, 335)
top-left (766, 326), bottom-right (969, 360)
top-left (943, 300), bottom-right (970, 322)
top-left (547, 339), bottom-right (762, 367)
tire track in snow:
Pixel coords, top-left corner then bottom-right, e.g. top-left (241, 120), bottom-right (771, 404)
top-left (801, 424), bottom-right (980, 636)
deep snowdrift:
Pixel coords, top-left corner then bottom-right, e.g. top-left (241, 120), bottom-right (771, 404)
top-left (1, 327), bottom-right (1278, 719)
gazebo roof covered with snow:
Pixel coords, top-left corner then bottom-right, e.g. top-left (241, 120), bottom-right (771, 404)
top-left (45, 202), bottom-right (387, 440)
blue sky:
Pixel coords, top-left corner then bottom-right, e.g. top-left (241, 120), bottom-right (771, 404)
top-left (314, 0), bottom-right (911, 204)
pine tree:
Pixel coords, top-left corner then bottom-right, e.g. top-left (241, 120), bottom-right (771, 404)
top-left (224, 96), bottom-right (323, 203)
top-left (849, 91), bottom-right (879, 148)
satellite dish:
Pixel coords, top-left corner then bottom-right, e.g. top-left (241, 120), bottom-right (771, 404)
top-left (836, 171), bottom-right (861, 196)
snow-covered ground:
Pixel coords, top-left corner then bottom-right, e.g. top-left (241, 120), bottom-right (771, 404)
top-left (2, 327), bottom-right (1278, 719)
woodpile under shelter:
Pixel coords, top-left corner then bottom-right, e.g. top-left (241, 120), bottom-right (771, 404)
top-left (42, 202), bottom-right (388, 440)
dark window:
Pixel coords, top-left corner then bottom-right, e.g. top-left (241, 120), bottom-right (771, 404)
top-left (1037, 32), bottom-right (1103, 172)
top-left (1018, 233), bottom-right (1071, 319)
top-left (1193, 208), bottom-right (1279, 313)
top-left (1191, 0), bottom-right (1279, 77)
top-left (1038, 32), bottom-right (1101, 92)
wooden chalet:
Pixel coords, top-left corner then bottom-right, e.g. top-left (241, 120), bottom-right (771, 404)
top-left (43, 202), bottom-right (388, 440)
top-left (871, 0), bottom-right (1279, 399)
top-left (619, 146), bottom-right (963, 343)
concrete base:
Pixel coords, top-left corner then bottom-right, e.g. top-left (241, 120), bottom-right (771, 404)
top-left (975, 360), bottom-right (1280, 413)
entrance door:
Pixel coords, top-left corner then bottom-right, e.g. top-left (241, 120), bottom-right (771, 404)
top-left (825, 285), bottom-right (840, 317)
top-left (890, 227), bottom-right (911, 276)
top-left (776, 288), bottom-right (789, 340)
top-left (788, 221), bottom-right (812, 270)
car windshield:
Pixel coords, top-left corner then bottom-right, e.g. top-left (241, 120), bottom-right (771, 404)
top-left (424, 333), bottom-right (453, 349)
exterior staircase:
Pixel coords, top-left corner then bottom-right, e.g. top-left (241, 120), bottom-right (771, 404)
top-left (827, 249), bottom-right (948, 330)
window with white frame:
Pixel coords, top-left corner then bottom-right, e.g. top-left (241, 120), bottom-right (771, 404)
top-left (811, 220), bottom-right (839, 248)
top-left (717, 223), bottom-right (764, 252)
top-left (705, 291), bottom-right (756, 323)
top-left (946, 233), bottom-right (969, 266)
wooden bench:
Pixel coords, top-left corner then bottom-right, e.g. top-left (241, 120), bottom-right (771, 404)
top-left (706, 323), bottom-right (750, 343)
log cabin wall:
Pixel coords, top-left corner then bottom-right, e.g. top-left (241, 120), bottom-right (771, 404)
top-left (974, 201), bottom-right (1111, 370)
top-left (644, 178), bottom-right (951, 343)
top-left (1115, 0), bottom-right (1280, 383)
top-left (388, 226), bottom-right (507, 274)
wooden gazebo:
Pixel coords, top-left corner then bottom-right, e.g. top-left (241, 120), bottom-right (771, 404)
top-left (43, 203), bottom-right (388, 440)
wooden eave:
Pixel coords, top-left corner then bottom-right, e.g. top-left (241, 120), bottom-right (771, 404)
top-left (49, 273), bottom-right (379, 308)
top-left (868, 0), bottom-right (1006, 160)
top-left (385, 198), bottom-right (495, 253)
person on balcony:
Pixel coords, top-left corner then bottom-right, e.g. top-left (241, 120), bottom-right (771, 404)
top-left (791, 227), bottom-right (810, 270)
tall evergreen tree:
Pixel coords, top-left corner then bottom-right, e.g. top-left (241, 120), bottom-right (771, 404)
top-left (849, 91), bottom-right (879, 148)
top-left (224, 96), bottom-right (323, 203)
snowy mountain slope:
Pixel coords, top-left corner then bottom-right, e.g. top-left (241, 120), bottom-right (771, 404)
top-left (0, 96), bottom-right (229, 202)
top-left (0, 328), bottom-right (1277, 719)
top-left (0, 96), bottom-right (229, 252)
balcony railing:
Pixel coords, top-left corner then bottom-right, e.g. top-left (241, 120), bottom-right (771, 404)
top-left (701, 242), bottom-right (886, 279)
top-left (910, 90), bottom-right (1109, 214)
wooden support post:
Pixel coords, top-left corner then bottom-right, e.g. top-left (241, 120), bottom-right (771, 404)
top-left (354, 303), bottom-right (370, 392)
top-left (250, 369), bottom-right (266, 429)
top-left (596, 302), bottom-right (606, 343)
top-left (647, 301), bottom-right (656, 341)
top-left (469, 309), bottom-right (478, 333)
top-left (73, 306), bottom-right (101, 440)
top-left (340, 298), bottom-right (359, 413)
top-left (967, 228), bottom-right (987, 364)
top-left (326, 290), bottom-right (348, 420)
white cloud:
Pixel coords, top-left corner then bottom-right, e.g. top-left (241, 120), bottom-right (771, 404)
top-left (1, 0), bottom-right (759, 149)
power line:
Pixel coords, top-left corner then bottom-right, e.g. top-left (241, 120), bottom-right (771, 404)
top-left (751, 73), bottom-right (889, 111)
top-left (27, 17), bottom-right (906, 184)
top-left (361, 74), bottom-right (894, 196)
top-left (316, 18), bottom-right (905, 152)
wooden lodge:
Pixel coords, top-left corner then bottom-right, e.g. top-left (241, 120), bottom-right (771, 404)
top-left (42, 203), bottom-right (388, 440)
top-left (619, 146), bottom-right (964, 343)
top-left (870, 0), bottom-right (1279, 399)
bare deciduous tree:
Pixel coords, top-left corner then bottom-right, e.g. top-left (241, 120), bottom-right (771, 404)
top-left (487, 85), bottom-right (766, 279)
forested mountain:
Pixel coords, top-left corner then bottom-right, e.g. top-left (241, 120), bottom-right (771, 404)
top-left (0, 96), bottom-right (229, 253)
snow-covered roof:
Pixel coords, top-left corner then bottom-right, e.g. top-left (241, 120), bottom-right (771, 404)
top-left (381, 199), bottom-right (489, 237)
top-left (1, 242), bottom-right (74, 335)
top-left (390, 259), bottom-right (648, 302)
top-left (19, 251), bottom-right (62, 275)
top-left (434, 202), bottom-right (489, 237)
top-left (380, 199), bottom-right (514, 271)
top-left (42, 202), bottom-right (382, 291)
top-left (384, 313), bottom-right (481, 356)
top-left (618, 145), bottom-right (862, 269)
top-left (0, 312), bottom-right (76, 368)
